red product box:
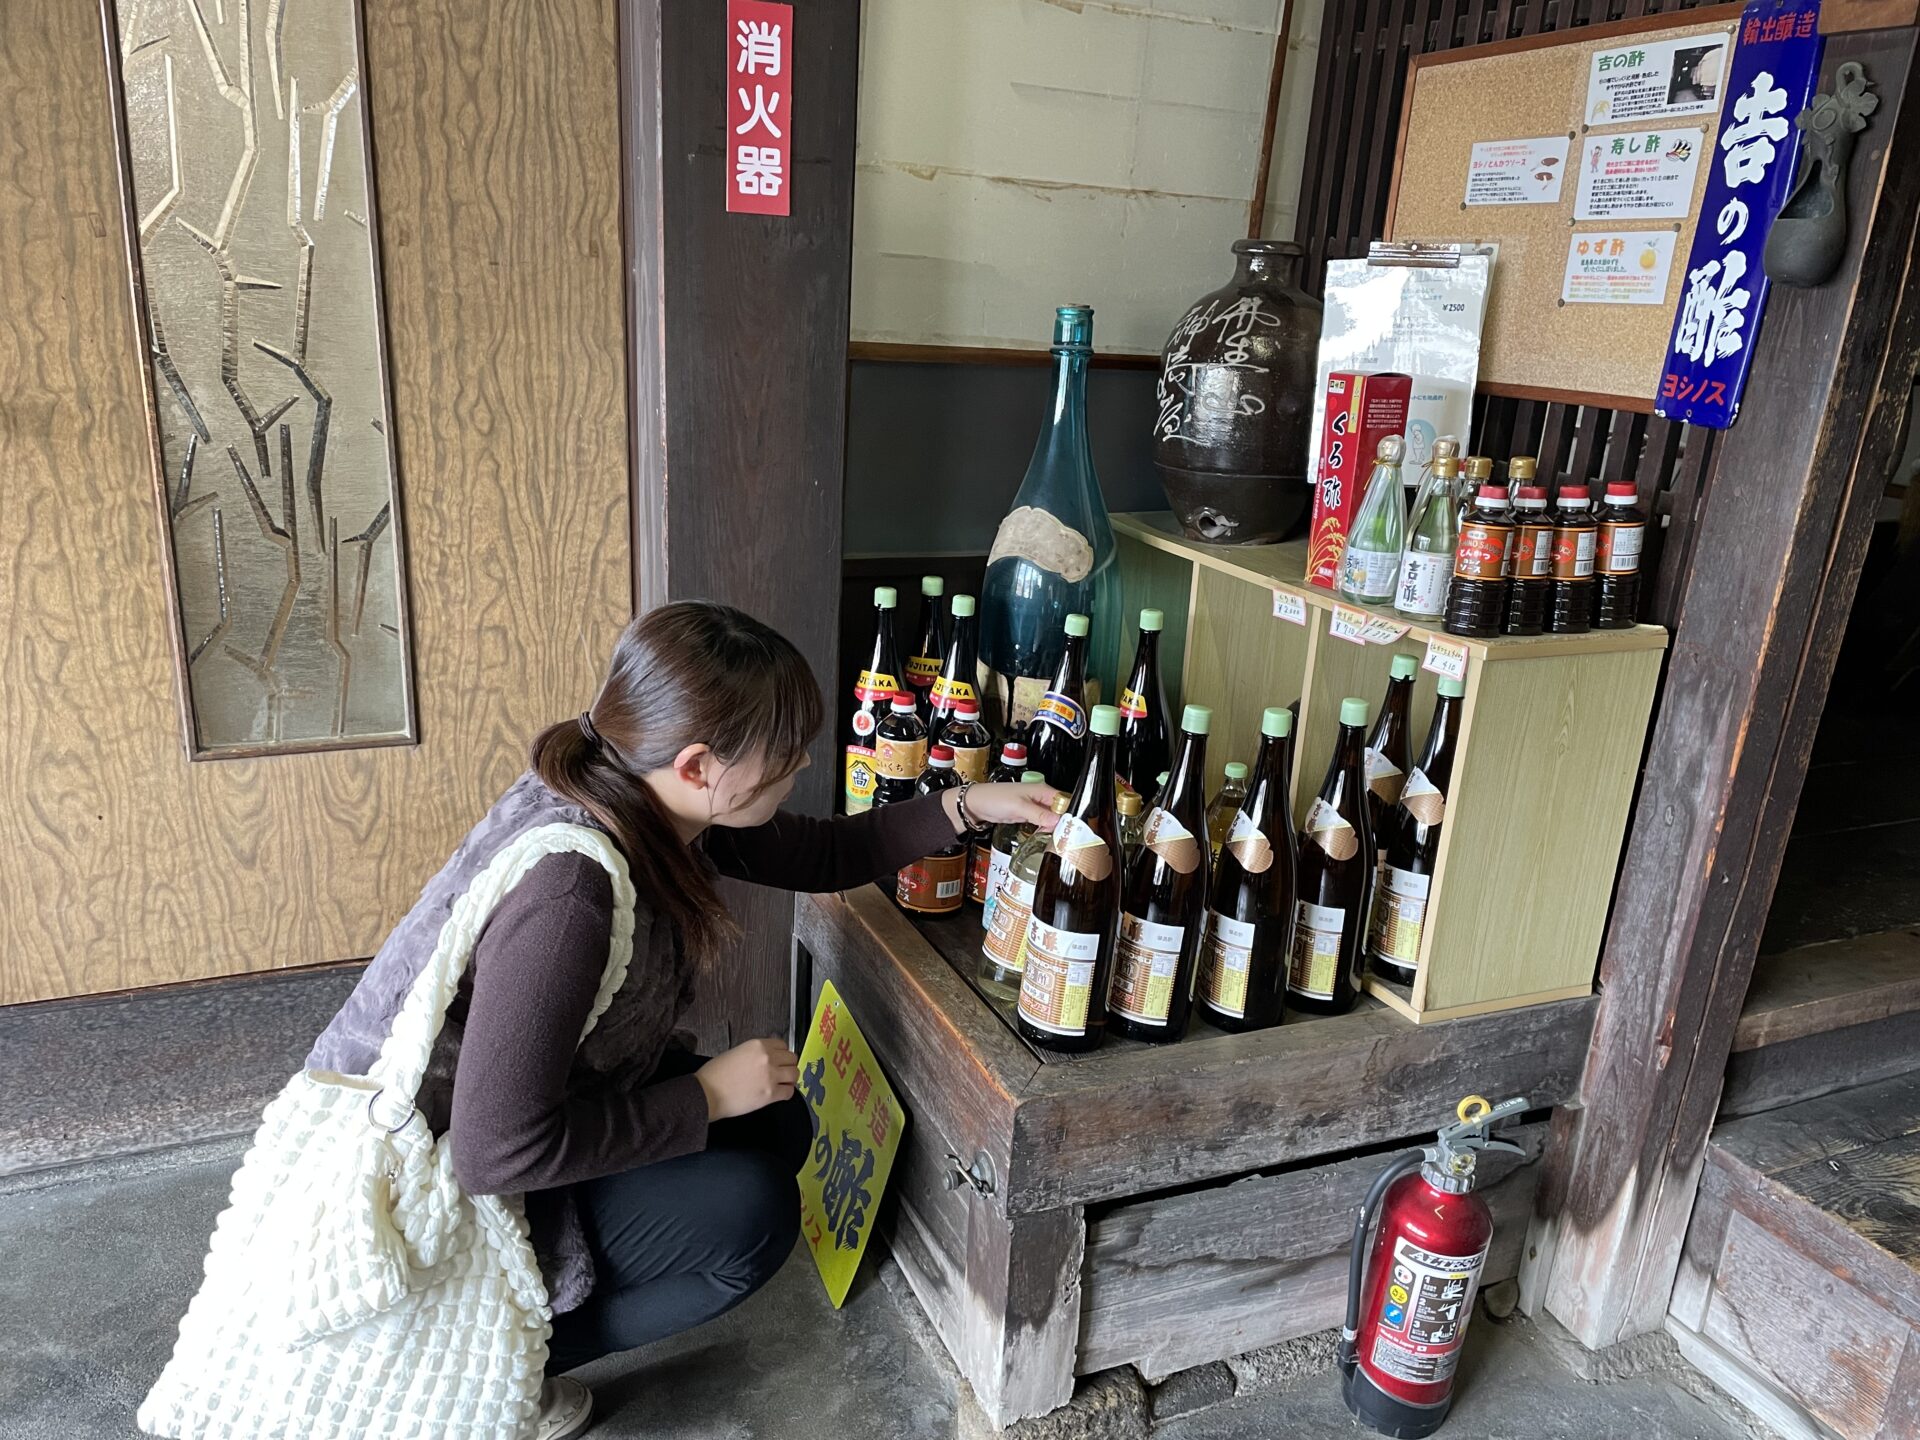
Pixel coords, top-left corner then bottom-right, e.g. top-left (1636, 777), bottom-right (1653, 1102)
top-left (1307, 372), bottom-right (1412, 590)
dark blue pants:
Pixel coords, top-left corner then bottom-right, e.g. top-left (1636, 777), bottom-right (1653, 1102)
top-left (545, 1053), bottom-right (811, 1374)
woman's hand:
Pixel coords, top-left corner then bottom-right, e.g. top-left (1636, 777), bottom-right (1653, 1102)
top-left (695, 1037), bottom-right (799, 1121)
top-left (944, 781), bottom-right (1064, 835)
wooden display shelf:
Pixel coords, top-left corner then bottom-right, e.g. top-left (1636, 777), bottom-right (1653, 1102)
top-left (1734, 928), bottom-right (1920, 1052)
top-left (792, 886), bottom-right (1596, 1426)
top-left (1113, 512), bottom-right (1668, 1023)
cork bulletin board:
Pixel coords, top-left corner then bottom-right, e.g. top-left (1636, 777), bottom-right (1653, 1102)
top-left (1385, 5), bottom-right (1745, 411)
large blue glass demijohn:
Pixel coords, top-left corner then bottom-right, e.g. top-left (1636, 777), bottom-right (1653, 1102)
top-left (978, 306), bottom-right (1123, 732)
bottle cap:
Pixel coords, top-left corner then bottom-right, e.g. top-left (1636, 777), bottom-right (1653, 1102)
top-left (1225, 762), bottom-right (1249, 781)
top-left (1020, 770), bottom-right (1045, 784)
top-left (1157, 771), bottom-right (1170, 787)
top-left (1437, 676), bottom-right (1466, 699)
top-left (1140, 608), bottom-right (1165, 632)
top-left (891, 693), bottom-right (917, 712)
top-left (1376, 434), bottom-right (1406, 463)
top-left (1065, 613), bottom-right (1091, 638)
top-left (1432, 435), bottom-right (1461, 461)
top-left (1477, 484), bottom-right (1510, 505)
top-left (874, 586), bottom-right (898, 608)
top-left (1605, 482), bottom-right (1637, 502)
top-left (1558, 485), bottom-right (1591, 505)
top-left (929, 745), bottom-right (955, 765)
top-left (922, 576), bottom-right (945, 597)
top-left (1464, 456), bottom-right (1494, 480)
top-left (1117, 791), bottom-right (1143, 817)
top-left (1261, 706), bottom-right (1292, 738)
top-left (951, 594), bottom-right (976, 618)
top-left (1089, 704), bottom-right (1121, 737)
top-left (1435, 454), bottom-right (1461, 476)
top-left (1516, 485), bottom-right (1549, 504)
top-left (1340, 696), bottom-right (1370, 727)
top-left (955, 699), bottom-right (980, 718)
top-left (1002, 741), bottom-right (1028, 760)
top-left (1509, 455), bottom-right (1539, 482)
top-left (1182, 704), bottom-right (1212, 734)
top-left (1390, 655), bottom-right (1417, 681)
top-left (1051, 793), bottom-right (1073, 816)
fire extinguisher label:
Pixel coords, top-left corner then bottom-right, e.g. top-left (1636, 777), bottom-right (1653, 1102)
top-left (1367, 1236), bottom-right (1489, 1386)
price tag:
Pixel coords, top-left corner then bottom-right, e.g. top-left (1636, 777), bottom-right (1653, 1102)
top-left (1330, 605), bottom-right (1372, 645)
top-left (1422, 635), bottom-right (1469, 682)
top-left (1272, 589), bottom-right (1308, 625)
top-left (1361, 616), bottom-right (1411, 645)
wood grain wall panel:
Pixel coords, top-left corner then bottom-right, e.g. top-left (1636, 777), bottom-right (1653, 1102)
top-left (0, 0), bottom-right (630, 1004)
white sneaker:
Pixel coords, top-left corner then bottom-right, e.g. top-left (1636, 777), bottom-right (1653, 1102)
top-left (535, 1376), bottom-right (595, 1439)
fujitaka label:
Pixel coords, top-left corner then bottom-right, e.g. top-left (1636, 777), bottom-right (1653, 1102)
top-left (905, 655), bottom-right (943, 687)
top-left (982, 873), bottom-right (1035, 972)
top-left (1367, 1236), bottom-right (1489, 1386)
top-left (1303, 797), bottom-right (1360, 862)
top-left (1452, 524), bottom-right (1511, 581)
top-left (1597, 520), bottom-right (1646, 575)
top-left (1364, 746), bottom-right (1406, 805)
top-left (897, 852), bottom-right (966, 914)
top-left (1287, 899), bottom-right (1345, 1000)
top-left (1368, 864), bottom-right (1431, 966)
top-left (949, 743), bottom-right (991, 784)
top-left (874, 734), bottom-right (928, 781)
top-left (844, 746), bottom-right (877, 813)
top-left (1400, 767), bottom-right (1446, 827)
top-left (1017, 919), bottom-right (1101, 1036)
top-left (1225, 809), bottom-right (1276, 874)
top-left (1199, 911), bottom-right (1257, 1018)
top-left (1141, 808), bottom-right (1203, 874)
top-left (1118, 686), bottom-right (1151, 721)
top-left (1110, 913), bottom-right (1185, 1024)
top-left (855, 669), bottom-right (901, 703)
top-left (930, 675), bottom-right (978, 708)
top-left (1050, 813), bottom-right (1114, 882)
top-left (1033, 691), bottom-right (1089, 739)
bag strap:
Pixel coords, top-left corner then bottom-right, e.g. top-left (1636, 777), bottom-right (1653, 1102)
top-left (368, 823), bottom-right (638, 1117)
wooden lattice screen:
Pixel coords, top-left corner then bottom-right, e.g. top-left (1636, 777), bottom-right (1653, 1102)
top-left (1293, 0), bottom-right (1725, 628)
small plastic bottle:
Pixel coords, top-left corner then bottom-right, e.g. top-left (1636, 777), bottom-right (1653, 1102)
top-left (1502, 459), bottom-right (1553, 636)
top-left (1545, 484), bottom-right (1598, 634)
top-left (1206, 762), bottom-right (1251, 864)
top-left (1442, 484), bottom-right (1514, 639)
top-left (1595, 482), bottom-right (1648, 629)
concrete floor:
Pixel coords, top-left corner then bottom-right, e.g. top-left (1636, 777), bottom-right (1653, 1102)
top-left (0, 1150), bottom-right (1758, 1440)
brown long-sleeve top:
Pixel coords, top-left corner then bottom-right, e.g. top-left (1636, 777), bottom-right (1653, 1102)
top-left (447, 794), bottom-right (959, 1197)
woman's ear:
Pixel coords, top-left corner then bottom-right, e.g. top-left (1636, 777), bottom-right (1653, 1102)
top-left (670, 742), bottom-right (715, 792)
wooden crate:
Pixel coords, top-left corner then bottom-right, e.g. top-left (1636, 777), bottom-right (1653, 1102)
top-left (1113, 512), bottom-right (1668, 1023)
top-left (792, 889), bottom-right (1594, 1426)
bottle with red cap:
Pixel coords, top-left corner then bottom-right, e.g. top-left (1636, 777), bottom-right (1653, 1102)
top-left (1442, 482), bottom-right (1514, 639)
top-left (871, 691), bottom-right (929, 811)
top-left (1545, 483), bottom-right (1598, 634)
top-left (942, 699), bottom-right (992, 784)
top-left (1595, 482), bottom-right (1647, 629)
top-left (1502, 456), bottom-right (1553, 636)
top-left (990, 740), bottom-right (1030, 786)
top-left (895, 745), bottom-right (968, 915)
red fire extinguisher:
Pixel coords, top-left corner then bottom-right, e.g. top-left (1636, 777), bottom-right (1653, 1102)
top-left (1339, 1095), bottom-right (1528, 1438)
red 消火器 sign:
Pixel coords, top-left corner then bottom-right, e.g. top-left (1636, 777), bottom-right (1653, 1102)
top-left (726, 0), bottom-right (792, 216)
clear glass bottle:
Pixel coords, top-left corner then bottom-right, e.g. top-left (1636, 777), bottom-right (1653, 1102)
top-left (981, 791), bottom-right (1069, 999)
top-left (1339, 435), bottom-right (1407, 606)
top-left (1397, 444), bottom-right (1460, 620)
top-left (1207, 762), bottom-right (1250, 863)
top-left (981, 770), bottom-right (1048, 931)
top-left (979, 306), bottom-right (1123, 732)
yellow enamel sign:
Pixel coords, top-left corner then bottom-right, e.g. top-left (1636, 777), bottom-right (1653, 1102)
top-left (796, 981), bottom-right (905, 1307)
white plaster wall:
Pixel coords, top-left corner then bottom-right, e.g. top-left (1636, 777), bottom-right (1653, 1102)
top-left (851, 0), bottom-right (1326, 357)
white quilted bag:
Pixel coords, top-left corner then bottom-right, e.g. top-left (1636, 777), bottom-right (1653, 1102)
top-left (138, 824), bottom-right (637, 1440)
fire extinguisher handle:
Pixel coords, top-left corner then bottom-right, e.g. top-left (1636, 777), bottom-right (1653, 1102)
top-left (1340, 1148), bottom-right (1424, 1370)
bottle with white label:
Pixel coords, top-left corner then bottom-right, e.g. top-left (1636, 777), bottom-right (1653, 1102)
top-left (1339, 435), bottom-right (1407, 607)
top-left (1109, 705), bottom-right (1212, 1043)
top-left (981, 789), bottom-right (1068, 1000)
top-left (1196, 707), bottom-right (1297, 1033)
top-left (1017, 705), bottom-right (1125, 1052)
top-left (1396, 445), bottom-right (1459, 620)
top-left (895, 745), bottom-right (967, 916)
top-left (980, 770), bottom-right (1048, 926)
top-left (1289, 696), bottom-right (1377, 1016)
top-left (1369, 676), bottom-right (1464, 987)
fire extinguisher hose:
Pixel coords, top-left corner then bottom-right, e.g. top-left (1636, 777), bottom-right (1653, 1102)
top-left (1339, 1149), bottom-right (1425, 1369)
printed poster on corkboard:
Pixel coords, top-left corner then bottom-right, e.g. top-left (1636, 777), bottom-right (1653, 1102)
top-left (1385, 5), bottom-right (1744, 410)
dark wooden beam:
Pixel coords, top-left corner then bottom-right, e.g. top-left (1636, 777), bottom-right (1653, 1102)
top-left (619, 0), bottom-right (860, 1046)
top-left (1538, 27), bottom-right (1920, 1349)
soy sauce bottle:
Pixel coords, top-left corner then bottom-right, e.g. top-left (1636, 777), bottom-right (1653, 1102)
top-left (1369, 676), bottom-right (1464, 987)
top-left (1545, 484), bottom-right (1598, 634)
top-left (990, 740), bottom-right (1030, 786)
top-left (1109, 705), bottom-right (1212, 1043)
top-left (1115, 609), bottom-right (1172, 801)
top-left (846, 587), bottom-right (902, 813)
top-left (1017, 704), bottom-right (1124, 1053)
top-left (1595, 482), bottom-right (1647, 629)
top-left (896, 746), bottom-right (966, 915)
top-left (1364, 655), bottom-right (1416, 837)
top-left (1196, 707), bottom-right (1298, 1034)
top-left (929, 593), bottom-right (981, 745)
top-left (942, 699), bottom-right (992, 785)
top-left (1502, 464), bottom-right (1553, 636)
top-left (1442, 485), bottom-right (1514, 639)
top-left (871, 692), bottom-right (928, 811)
top-left (1025, 612), bottom-right (1091, 790)
top-left (907, 576), bottom-right (948, 725)
top-left (1288, 696), bottom-right (1376, 1016)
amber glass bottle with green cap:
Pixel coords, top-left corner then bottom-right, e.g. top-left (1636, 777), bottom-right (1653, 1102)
top-left (1370, 676), bottom-right (1464, 988)
top-left (1018, 704), bottom-right (1124, 1052)
top-left (1110, 704), bottom-right (1212, 1042)
top-left (1197, 707), bottom-right (1298, 1033)
top-left (1026, 612), bottom-right (1093, 790)
top-left (845, 586), bottom-right (903, 814)
top-left (1289, 696), bottom-right (1376, 1016)
top-left (929, 592), bottom-right (980, 746)
top-left (1116, 608), bottom-right (1172, 801)
top-left (1364, 654), bottom-right (1418, 837)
